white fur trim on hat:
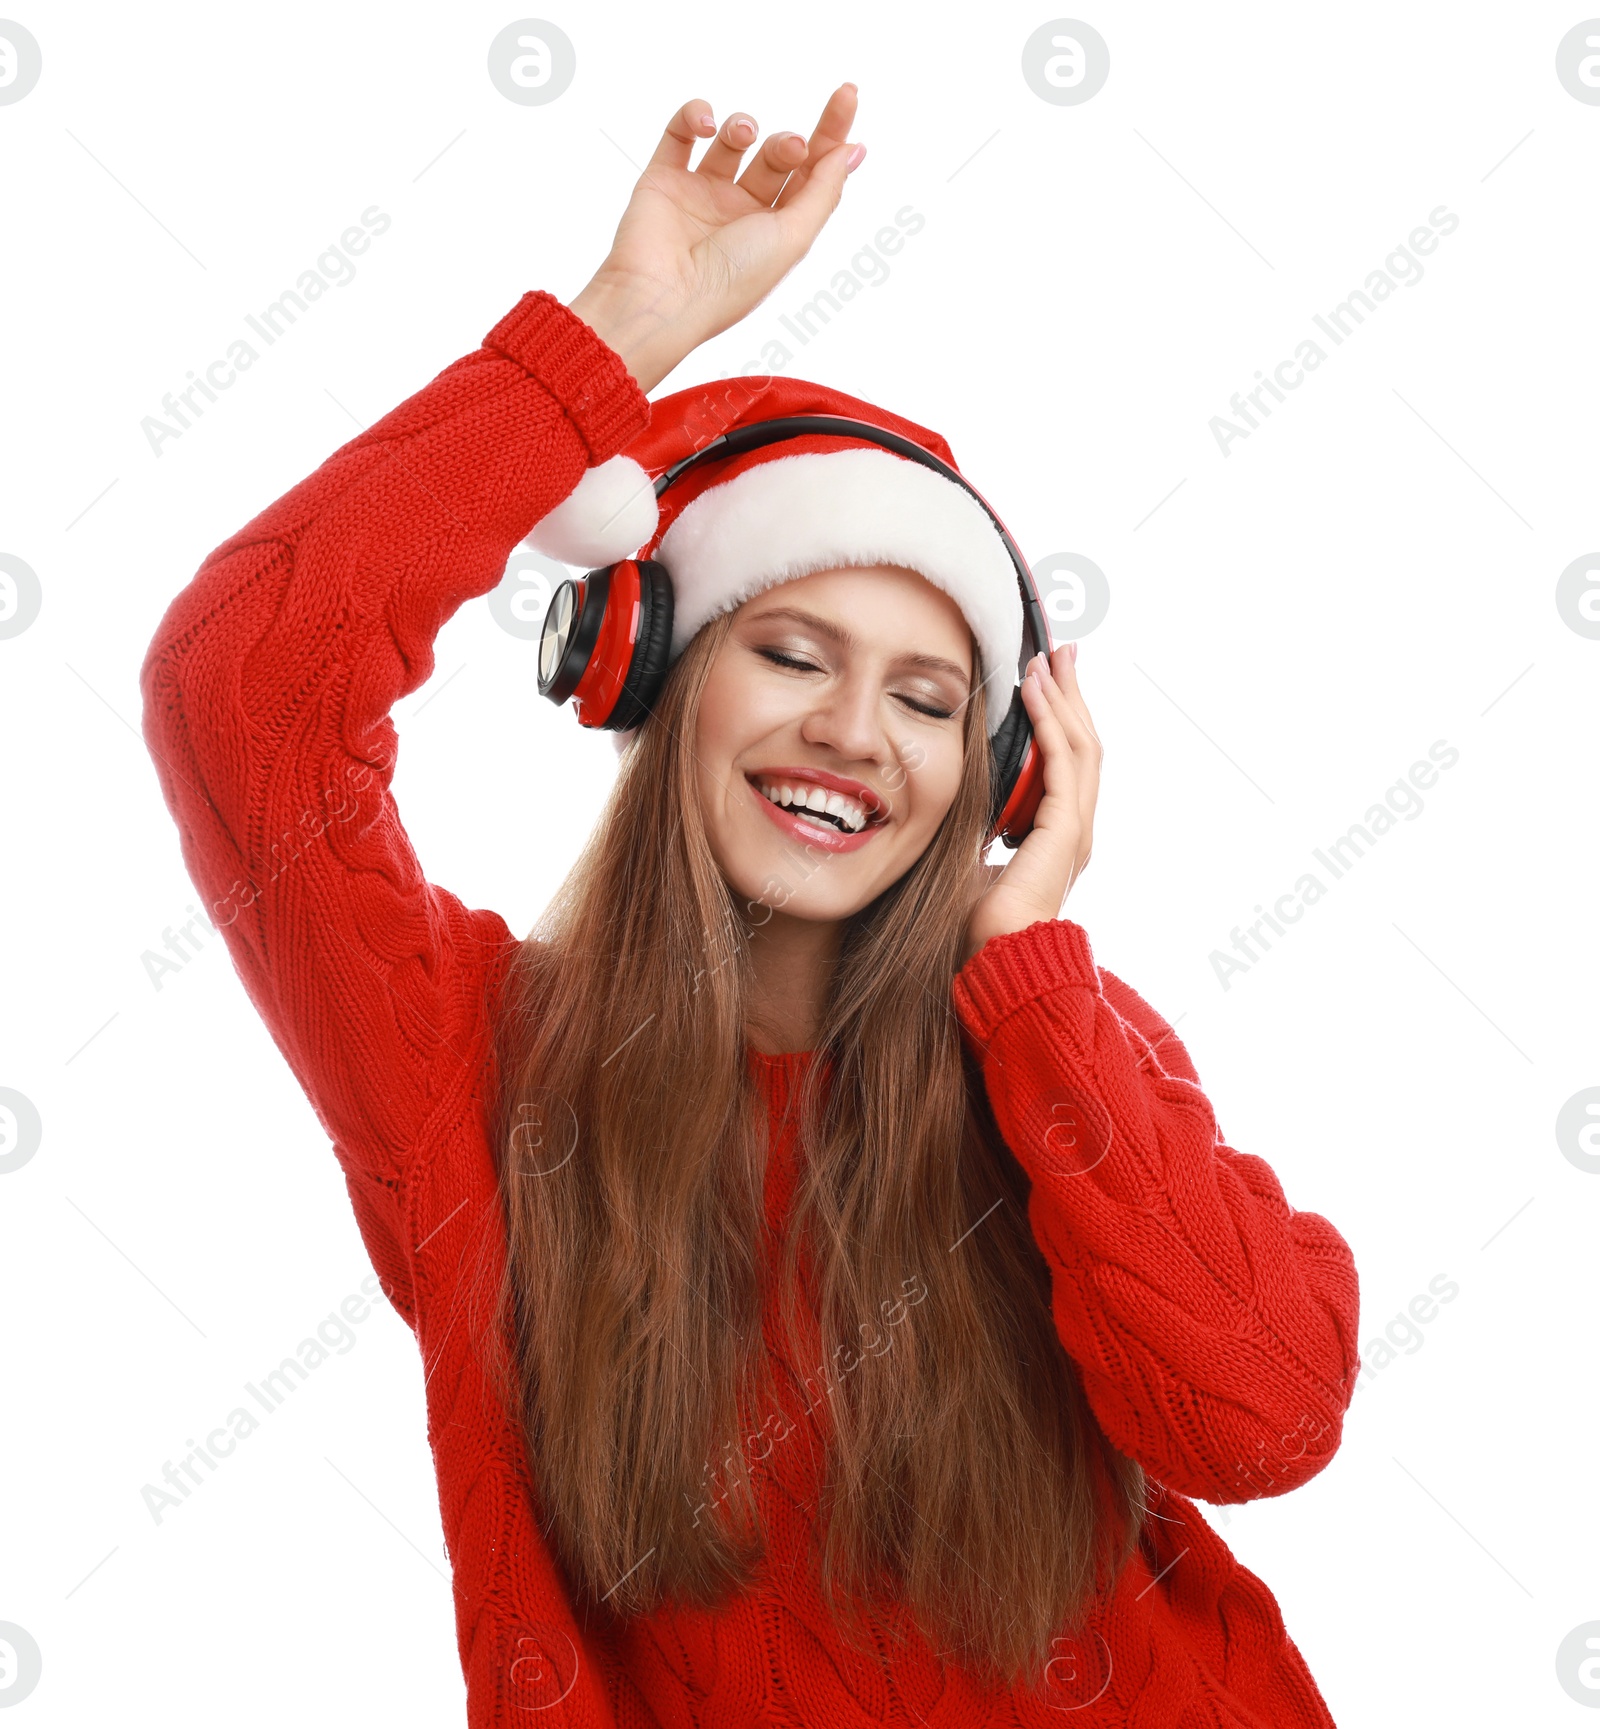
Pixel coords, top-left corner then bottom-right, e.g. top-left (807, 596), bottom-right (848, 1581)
top-left (526, 453), bottom-right (658, 569)
top-left (656, 448), bottom-right (1022, 736)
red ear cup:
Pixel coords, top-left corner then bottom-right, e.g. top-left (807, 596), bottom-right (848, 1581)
top-left (986, 684), bottom-right (1045, 848)
top-left (603, 560), bottom-right (674, 732)
top-left (570, 558), bottom-right (641, 727)
top-left (990, 734), bottom-right (1045, 848)
top-left (537, 559), bottom-right (675, 731)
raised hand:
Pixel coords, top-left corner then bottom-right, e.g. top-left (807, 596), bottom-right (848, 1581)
top-left (569, 85), bottom-right (864, 392)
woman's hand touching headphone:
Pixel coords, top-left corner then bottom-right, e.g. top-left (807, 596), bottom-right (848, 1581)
top-left (569, 86), bottom-right (865, 393)
top-left (962, 646), bottom-right (1101, 969)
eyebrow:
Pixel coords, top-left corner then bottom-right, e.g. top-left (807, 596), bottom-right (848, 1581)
top-left (748, 604), bottom-right (972, 688)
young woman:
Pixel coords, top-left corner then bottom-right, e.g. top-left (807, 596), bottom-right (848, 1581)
top-left (141, 84), bottom-right (1360, 1729)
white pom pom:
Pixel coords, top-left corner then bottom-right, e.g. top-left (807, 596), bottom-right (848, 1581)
top-left (528, 455), bottom-right (658, 568)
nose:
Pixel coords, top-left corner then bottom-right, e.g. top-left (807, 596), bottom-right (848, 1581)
top-left (797, 669), bottom-right (891, 768)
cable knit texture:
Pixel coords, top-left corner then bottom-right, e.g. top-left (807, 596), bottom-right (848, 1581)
top-left (140, 289), bottom-right (1361, 1727)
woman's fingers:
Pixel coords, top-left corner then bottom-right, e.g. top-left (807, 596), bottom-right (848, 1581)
top-left (647, 99), bottom-right (717, 172)
top-left (773, 83), bottom-right (859, 209)
top-left (696, 111), bottom-right (762, 179)
top-left (1024, 652), bottom-right (1100, 865)
top-left (1016, 673), bottom-right (1090, 896)
top-left (1047, 648), bottom-right (1102, 753)
top-left (737, 130), bottom-right (808, 205)
top-left (1022, 659), bottom-right (1072, 765)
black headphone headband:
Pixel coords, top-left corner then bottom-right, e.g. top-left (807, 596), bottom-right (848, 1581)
top-left (653, 415), bottom-right (1049, 683)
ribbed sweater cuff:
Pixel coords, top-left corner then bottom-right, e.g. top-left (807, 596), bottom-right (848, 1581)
top-left (953, 918), bottom-right (1101, 1044)
top-left (483, 289), bottom-right (651, 462)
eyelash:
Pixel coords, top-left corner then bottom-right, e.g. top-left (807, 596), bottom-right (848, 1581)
top-left (758, 648), bottom-right (955, 720)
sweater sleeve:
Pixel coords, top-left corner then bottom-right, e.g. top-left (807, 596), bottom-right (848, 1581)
top-left (139, 291), bottom-right (651, 1316)
top-left (951, 917), bottom-right (1362, 1505)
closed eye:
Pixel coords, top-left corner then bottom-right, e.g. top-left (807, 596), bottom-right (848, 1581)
top-left (756, 648), bottom-right (954, 720)
top-left (759, 648), bottom-right (820, 675)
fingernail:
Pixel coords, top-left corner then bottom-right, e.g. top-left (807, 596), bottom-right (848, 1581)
top-left (845, 142), bottom-right (867, 172)
top-left (1067, 642), bottom-right (1078, 663)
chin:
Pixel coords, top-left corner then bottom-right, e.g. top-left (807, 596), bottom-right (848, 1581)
top-left (765, 885), bottom-right (881, 924)
top-left (716, 840), bottom-right (895, 925)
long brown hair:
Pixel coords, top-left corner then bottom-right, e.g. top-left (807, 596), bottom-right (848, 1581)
top-left (484, 609), bottom-right (1145, 1693)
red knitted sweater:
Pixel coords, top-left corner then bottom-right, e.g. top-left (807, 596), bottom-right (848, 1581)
top-left (139, 289), bottom-right (1361, 1728)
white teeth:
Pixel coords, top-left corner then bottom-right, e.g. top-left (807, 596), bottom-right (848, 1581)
top-left (756, 777), bottom-right (872, 832)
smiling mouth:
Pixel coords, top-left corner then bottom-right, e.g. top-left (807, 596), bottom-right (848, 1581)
top-left (745, 774), bottom-right (887, 834)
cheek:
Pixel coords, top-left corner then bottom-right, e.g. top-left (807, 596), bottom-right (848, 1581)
top-left (892, 737), bottom-right (966, 830)
top-left (695, 663), bottom-right (806, 795)
top-left (692, 695), bottom-right (735, 836)
top-left (691, 666), bottom-right (774, 849)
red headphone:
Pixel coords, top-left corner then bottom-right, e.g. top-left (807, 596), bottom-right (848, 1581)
top-left (535, 415), bottom-right (1053, 848)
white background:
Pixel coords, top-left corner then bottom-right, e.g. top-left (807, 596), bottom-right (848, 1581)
top-left (3, 2), bottom-right (1598, 1723)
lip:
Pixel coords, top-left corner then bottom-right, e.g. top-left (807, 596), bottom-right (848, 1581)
top-left (746, 773), bottom-right (887, 854)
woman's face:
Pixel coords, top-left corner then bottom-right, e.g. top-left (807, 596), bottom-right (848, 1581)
top-left (693, 564), bottom-right (974, 923)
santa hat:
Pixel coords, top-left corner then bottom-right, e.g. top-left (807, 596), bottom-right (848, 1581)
top-left (525, 374), bottom-right (1023, 740)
